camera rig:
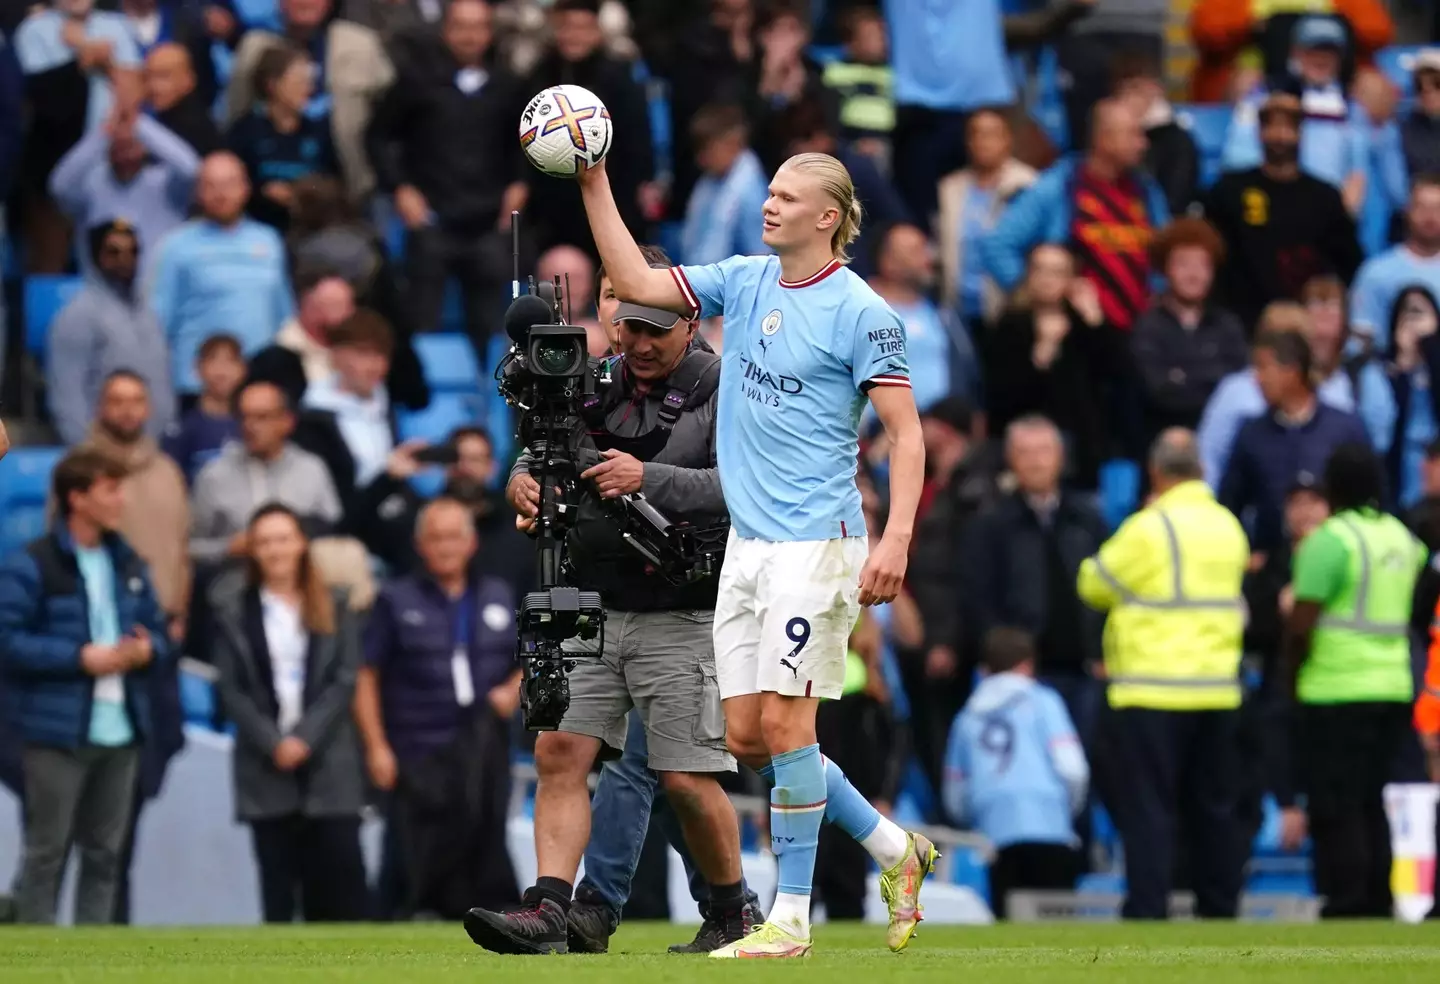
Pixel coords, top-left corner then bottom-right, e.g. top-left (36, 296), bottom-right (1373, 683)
top-left (495, 220), bottom-right (728, 730)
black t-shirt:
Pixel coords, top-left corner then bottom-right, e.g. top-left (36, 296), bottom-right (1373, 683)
top-left (1204, 167), bottom-right (1363, 334)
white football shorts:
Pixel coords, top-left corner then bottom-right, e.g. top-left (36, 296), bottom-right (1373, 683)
top-left (712, 531), bottom-right (868, 701)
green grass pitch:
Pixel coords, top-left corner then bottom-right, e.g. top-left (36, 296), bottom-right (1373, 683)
top-left (3, 922), bottom-right (1440, 982)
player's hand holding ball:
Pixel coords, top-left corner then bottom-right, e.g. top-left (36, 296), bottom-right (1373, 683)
top-left (519, 84), bottom-right (612, 181)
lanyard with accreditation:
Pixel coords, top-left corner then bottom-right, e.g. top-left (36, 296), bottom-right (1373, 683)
top-left (451, 588), bottom-right (477, 708)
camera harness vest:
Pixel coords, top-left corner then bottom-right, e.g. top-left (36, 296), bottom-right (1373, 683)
top-left (582, 348), bottom-right (721, 459)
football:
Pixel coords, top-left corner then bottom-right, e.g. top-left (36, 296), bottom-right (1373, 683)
top-left (518, 84), bottom-right (613, 178)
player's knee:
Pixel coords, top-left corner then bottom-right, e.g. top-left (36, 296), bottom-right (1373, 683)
top-left (534, 731), bottom-right (593, 783)
top-left (759, 706), bottom-right (811, 755)
top-left (724, 729), bottom-right (769, 769)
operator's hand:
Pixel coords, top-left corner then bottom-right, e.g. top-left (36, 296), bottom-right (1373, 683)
top-left (858, 534), bottom-right (908, 606)
top-left (581, 448), bottom-right (643, 498)
top-left (508, 472), bottom-right (541, 518)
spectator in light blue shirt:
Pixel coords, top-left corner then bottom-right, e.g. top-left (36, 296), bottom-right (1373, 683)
top-left (1221, 18), bottom-right (1366, 213)
top-left (1349, 177), bottom-right (1440, 355)
top-left (147, 151), bottom-right (294, 394)
top-left (867, 223), bottom-right (978, 411)
top-left (13, 0), bottom-right (142, 135)
top-left (943, 627), bottom-right (1087, 920)
top-left (885, 0), bottom-right (1012, 220)
top-left (48, 106), bottom-right (199, 280)
top-left (680, 105), bottom-right (770, 267)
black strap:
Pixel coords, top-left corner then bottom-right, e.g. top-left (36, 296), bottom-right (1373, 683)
top-left (655, 350), bottom-right (721, 430)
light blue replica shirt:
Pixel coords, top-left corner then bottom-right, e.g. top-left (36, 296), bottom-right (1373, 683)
top-left (75, 543), bottom-right (134, 747)
top-left (673, 255), bottom-right (911, 542)
top-left (1349, 247), bottom-right (1440, 354)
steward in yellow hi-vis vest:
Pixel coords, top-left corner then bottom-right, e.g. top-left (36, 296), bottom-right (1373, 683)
top-left (1075, 429), bottom-right (1249, 920)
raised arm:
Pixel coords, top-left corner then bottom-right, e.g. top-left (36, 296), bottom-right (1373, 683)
top-left (576, 162), bottom-right (688, 312)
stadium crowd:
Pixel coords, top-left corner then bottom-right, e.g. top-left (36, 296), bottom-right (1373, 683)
top-left (1, 0), bottom-right (1440, 929)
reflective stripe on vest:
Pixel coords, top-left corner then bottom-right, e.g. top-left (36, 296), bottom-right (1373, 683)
top-left (1315, 516), bottom-right (1411, 637)
top-left (1093, 511), bottom-right (1246, 613)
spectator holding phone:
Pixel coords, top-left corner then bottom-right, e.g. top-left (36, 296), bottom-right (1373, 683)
top-left (0, 449), bottom-right (171, 924)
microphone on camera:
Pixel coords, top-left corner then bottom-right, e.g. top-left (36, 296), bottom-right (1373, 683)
top-left (504, 293), bottom-right (557, 346)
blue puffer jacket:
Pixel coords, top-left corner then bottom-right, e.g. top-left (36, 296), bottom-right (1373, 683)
top-left (0, 527), bottom-right (170, 749)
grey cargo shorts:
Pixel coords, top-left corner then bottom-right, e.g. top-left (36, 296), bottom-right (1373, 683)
top-left (560, 609), bottom-right (735, 773)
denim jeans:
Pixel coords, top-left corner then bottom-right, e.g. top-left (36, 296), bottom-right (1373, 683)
top-left (574, 709), bottom-right (707, 920)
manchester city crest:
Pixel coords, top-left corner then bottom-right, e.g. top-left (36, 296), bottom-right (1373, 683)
top-left (762, 310), bottom-right (782, 335)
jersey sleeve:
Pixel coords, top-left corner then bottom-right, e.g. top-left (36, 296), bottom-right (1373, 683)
top-left (1291, 526), bottom-right (1349, 605)
top-left (849, 300), bottom-right (911, 393)
top-left (671, 254), bottom-right (758, 322)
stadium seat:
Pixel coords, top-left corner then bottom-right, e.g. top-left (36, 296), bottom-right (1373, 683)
top-left (398, 392), bottom-right (480, 446)
top-left (1175, 104), bottom-right (1234, 190)
top-left (0, 446), bottom-right (65, 556)
top-left (414, 333), bottom-right (483, 393)
top-left (24, 274), bottom-right (83, 358)
top-left (1098, 459), bottom-right (1141, 531)
top-left (1376, 45), bottom-right (1426, 100)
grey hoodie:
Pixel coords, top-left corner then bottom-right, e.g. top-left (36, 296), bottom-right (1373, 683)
top-left (189, 442), bottom-right (343, 564)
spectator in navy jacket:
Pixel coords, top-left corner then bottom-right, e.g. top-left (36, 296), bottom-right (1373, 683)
top-left (354, 498), bottom-right (520, 920)
top-left (0, 448), bottom-right (171, 924)
top-left (1220, 329), bottom-right (1372, 553)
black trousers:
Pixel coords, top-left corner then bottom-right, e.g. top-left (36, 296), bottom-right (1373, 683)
top-left (1296, 701), bottom-right (1410, 919)
top-left (891, 105), bottom-right (969, 223)
top-left (249, 814), bottom-right (368, 923)
top-left (814, 693), bottom-right (895, 919)
top-left (1102, 706), bottom-right (1244, 920)
top-left (989, 842), bottom-right (1084, 920)
top-left (382, 709), bottom-right (518, 920)
top-left (405, 224), bottom-right (510, 356)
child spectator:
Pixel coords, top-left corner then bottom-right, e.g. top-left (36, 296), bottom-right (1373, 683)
top-left (821, 6), bottom-right (893, 164)
top-left (161, 334), bottom-right (244, 484)
top-left (943, 627), bottom-right (1088, 921)
top-left (679, 104), bottom-right (769, 266)
top-left (226, 43), bottom-right (337, 232)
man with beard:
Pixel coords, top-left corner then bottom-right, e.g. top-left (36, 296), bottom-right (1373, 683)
top-left (1204, 87), bottom-right (1362, 332)
top-left (47, 219), bottom-right (175, 445)
top-left (72, 370), bottom-right (187, 922)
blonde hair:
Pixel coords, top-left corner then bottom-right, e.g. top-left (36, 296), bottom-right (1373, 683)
top-left (1256, 301), bottom-right (1311, 337)
top-left (779, 152), bottom-right (862, 263)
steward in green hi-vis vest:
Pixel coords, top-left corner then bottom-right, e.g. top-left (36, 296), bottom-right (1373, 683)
top-left (1293, 508), bottom-right (1425, 704)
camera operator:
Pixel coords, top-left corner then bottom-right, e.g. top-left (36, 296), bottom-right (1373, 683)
top-left (463, 287), bottom-right (746, 955)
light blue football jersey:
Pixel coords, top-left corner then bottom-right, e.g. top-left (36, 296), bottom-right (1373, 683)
top-left (672, 255), bottom-right (911, 542)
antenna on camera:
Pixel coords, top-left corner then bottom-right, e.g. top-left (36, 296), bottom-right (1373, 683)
top-left (511, 210), bottom-right (521, 300)
top-left (563, 273), bottom-right (573, 325)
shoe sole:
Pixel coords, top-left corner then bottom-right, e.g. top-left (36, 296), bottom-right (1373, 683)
top-left (463, 909), bottom-right (568, 955)
top-left (888, 839), bottom-right (941, 954)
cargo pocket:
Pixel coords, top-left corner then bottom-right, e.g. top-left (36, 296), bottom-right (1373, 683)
top-left (693, 661), bottom-right (727, 746)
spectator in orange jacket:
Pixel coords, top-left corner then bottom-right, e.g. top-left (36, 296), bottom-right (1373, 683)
top-left (1420, 596), bottom-right (1440, 781)
top-left (1190, 0), bottom-right (1394, 104)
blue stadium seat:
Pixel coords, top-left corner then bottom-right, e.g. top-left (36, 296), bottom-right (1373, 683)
top-left (1175, 104), bottom-right (1234, 190)
top-left (414, 333), bottom-right (483, 393)
top-left (1098, 459), bottom-right (1141, 531)
top-left (179, 668), bottom-right (217, 727)
top-left (1376, 45), bottom-right (1426, 100)
top-left (0, 447), bottom-right (65, 556)
top-left (807, 44), bottom-right (845, 65)
top-left (24, 275), bottom-right (83, 358)
top-left (398, 392), bottom-right (480, 446)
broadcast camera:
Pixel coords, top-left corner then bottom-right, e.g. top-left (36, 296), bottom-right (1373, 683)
top-left (495, 224), bottom-right (729, 731)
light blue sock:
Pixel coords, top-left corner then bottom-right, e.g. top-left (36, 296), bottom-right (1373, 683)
top-left (770, 744), bottom-right (826, 898)
top-left (758, 757), bottom-right (878, 838)
top-left (821, 754), bottom-right (882, 841)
